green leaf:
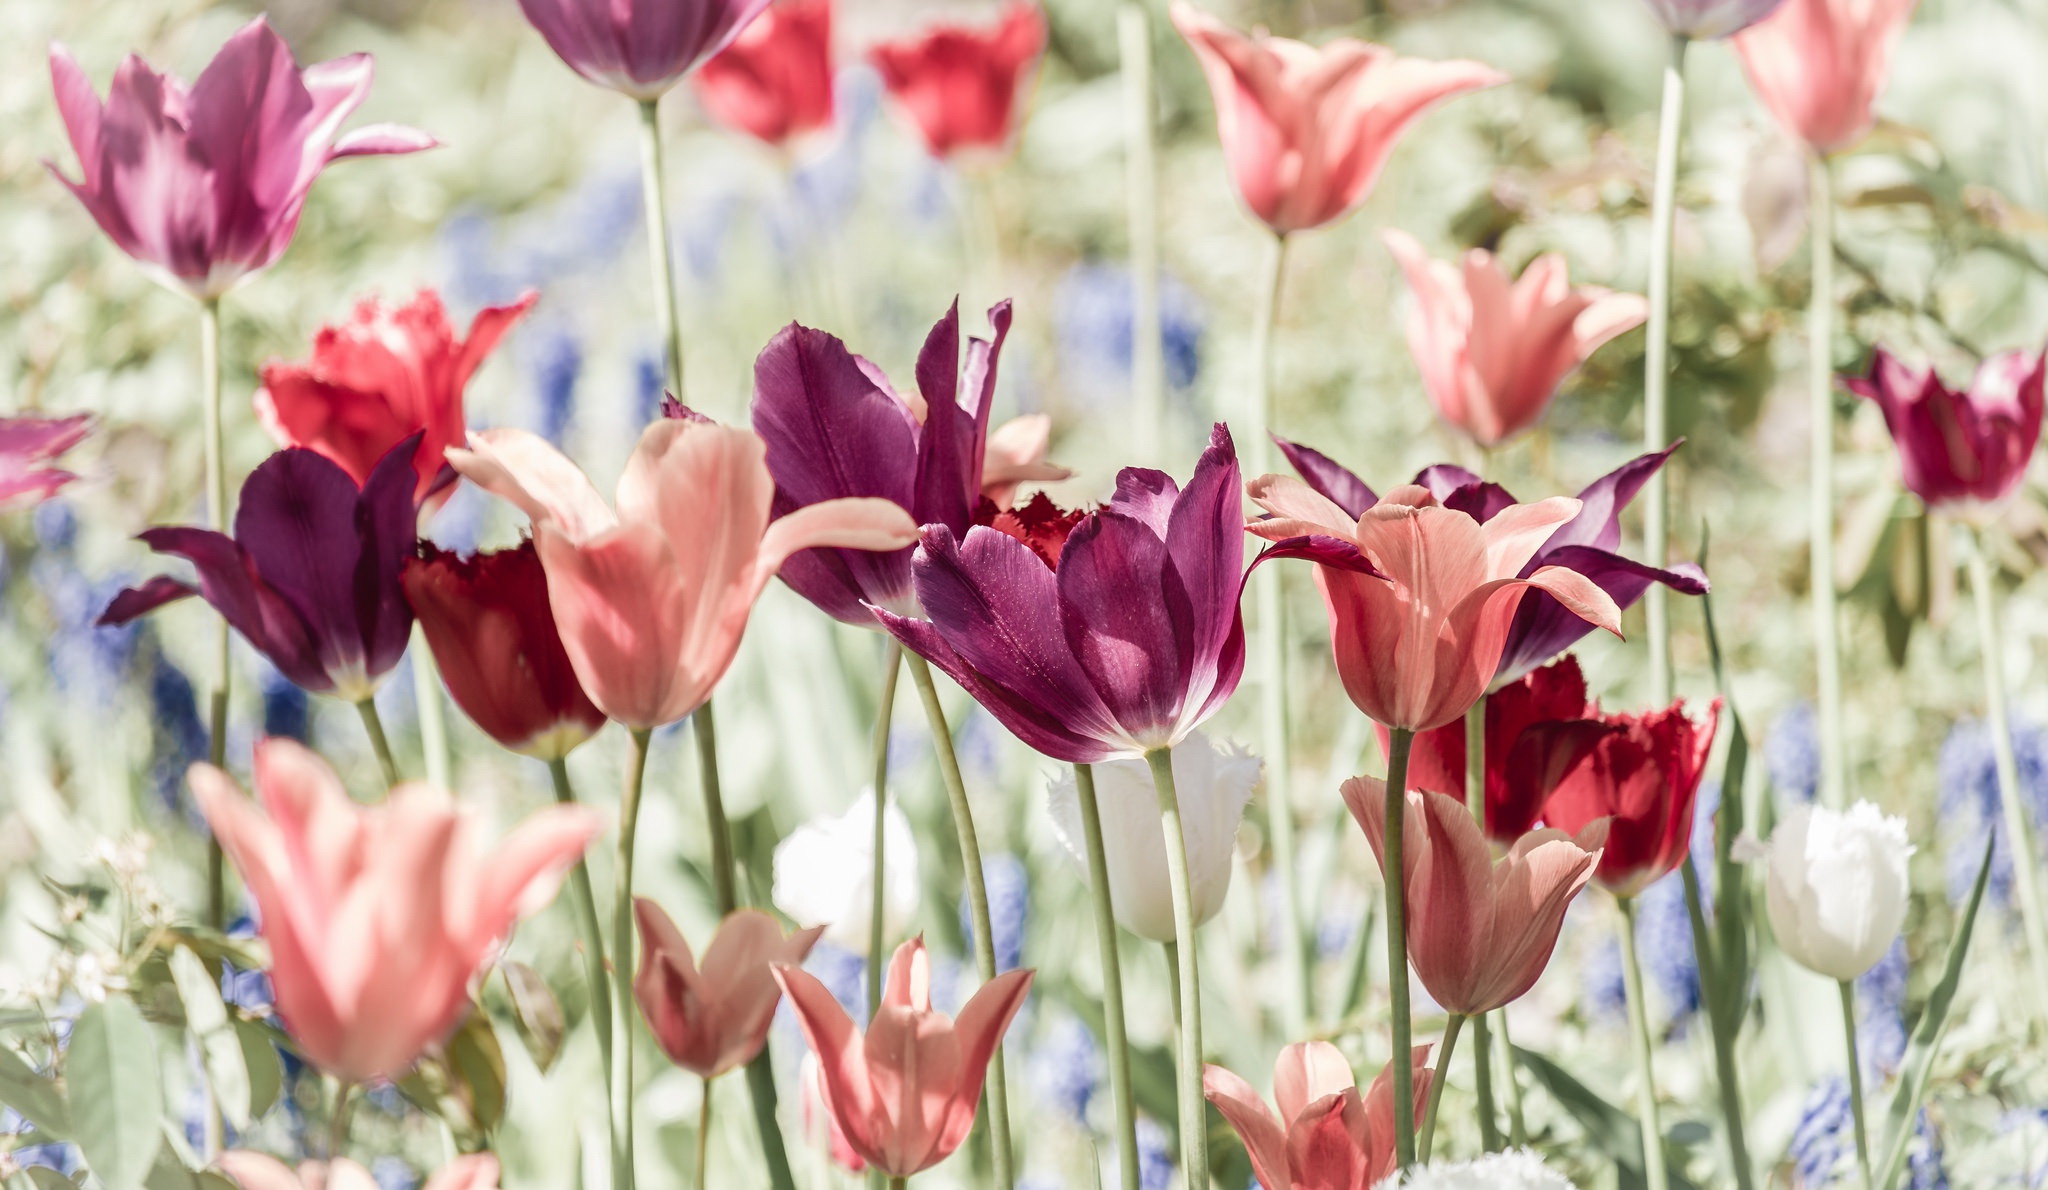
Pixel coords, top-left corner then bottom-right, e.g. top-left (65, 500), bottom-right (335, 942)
top-left (24, 1168), bottom-right (78, 1190)
top-left (1697, 530), bottom-right (1755, 1029)
top-left (498, 962), bottom-right (565, 1075)
top-left (143, 1146), bottom-right (237, 1190)
top-left (398, 1010), bottom-right (508, 1149)
top-left (68, 996), bottom-right (165, 1190)
top-left (1512, 1047), bottom-right (1702, 1190)
top-left (0, 1043), bottom-right (71, 1139)
top-left (167, 947), bottom-right (250, 1131)
top-left (232, 1019), bottom-right (285, 1123)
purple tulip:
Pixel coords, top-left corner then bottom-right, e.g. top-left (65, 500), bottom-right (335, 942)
top-left (100, 437), bottom-right (421, 700)
top-left (517, 0), bottom-right (774, 100)
top-left (46, 18), bottom-right (435, 300)
top-left (1639, 0), bottom-right (1789, 38)
top-left (875, 424), bottom-right (1248, 764)
top-left (1845, 346), bottom-right (2046, 520)
top-left (1272, 437), bottom-right (1708, 685)
top-left (752, 300), bottom-right (1012, 625)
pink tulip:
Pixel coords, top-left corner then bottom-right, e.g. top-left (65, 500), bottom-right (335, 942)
top-left (1384, 229), bottom-right (1648, 447)
top-left (1732, 0), bottom-right (1918, 155)
top-left (800, 1052), bottom-right (868, 1173)
top-left (1344, 783), bottom-right (1605, 1015)
top-left (775, 936), bottom-right (1033, 1178)
top-left (190, 739), bottom-right (601, 1084)
top-left (634, 898), bottom-right (824, 1079)
top-left (1203, 1043), bottom-right (1433, 1189)
top-left (0, 415), bottom-right (91, 509)
top-left (446, 419), bottom-right (917, 729)
top-left (1171, 3), bottom-right (1506, 235)
top-left (47, 18), bottom-right (434, 300)
top-left (219, 1153), bottom-right (500, 1190)
top-left (1245, 480), bottom-right (1621, 732)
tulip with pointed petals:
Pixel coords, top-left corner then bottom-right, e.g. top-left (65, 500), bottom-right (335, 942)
top-left (799, 1052), bottom-right (868, 1173)
top-left (1733, 0), bottom-right (1918, 155)
top-left (220, 1154), bottom-right (502, 1190)
top-left (1845, 346), bottom-right (2045, 521)
top-left (775, 936), bottom-right (1034, 1178)
top-left (1542, 698), bottom-right (1720, 897)
top-left (1383, 229), bottom-right (1648, 448)
top-left (633, 899), bottom-right (823, 1079)
top-left (447, 418), bottom-right (916, 728)
top-left (257, 290), bottom-right (537, 510)
top-left (517, 0), bottom-right (775, 99)
top-left (869, 3), bottom-right (1046, 160)
top-left (191, 739), bottom-right (600, 1083)
top-left (1203, 1043), bottom-right (1433, 1189)
top-left (1171, 3), bottom-right (1506, 236)
top-left (876, 424), bottom-right (1248, 763)
top-left (0, 415), bottom-right (91, 509)
top-left (46, 18), bottom-right (434, 300)
top-left (99, 437), bottom-right (421, 700)
top-left (695, 0), bottom-right (836, 147)
top-left (1640, 0), bottom-right (1789, 37)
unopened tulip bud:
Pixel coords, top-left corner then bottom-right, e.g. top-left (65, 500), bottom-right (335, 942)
top-left (1760, 801), bottom-right (1913, 982)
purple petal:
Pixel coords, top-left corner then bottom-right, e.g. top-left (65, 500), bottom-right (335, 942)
top-left (912, 300), bottom-right (968, 529)
top-left (1162, 423), bottom-right (1248, 730)
top-left (1494, 546), bottom-right (1708, 684)
top-left (328, 122), bottom-right (437, 159)
top-left (1248, 535), bottom-right (1385, 576)
top-left (1273, 435), bottom-right (1376, 520)
top-left (98, 574), bottom-right (197, 624)
top-left (1411, 464), bottom-right (1518, 522)
top-left (127, 526), bottom-right (333, 691)
top-left (1530, 443), bottom-right (1681, 561)
top-left (355, 433), bottom-right (423, 681)
top-left (1103, 466), bottom-right (1180, 536)
top-left (234, 448), bottom-right (376, 688)
top-left (1058, 503), bottom-right (1187, 744)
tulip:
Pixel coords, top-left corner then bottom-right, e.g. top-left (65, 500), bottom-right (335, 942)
top-left (257, 290), bottom-right (538, 510)
top-left (1272, 440), bottom-right (1707, 685)
top-left (1382, 230), bottom-right (1648, 448)
top-left (402, 541), bottom-right (607, 760)
top-left (980, 490), bottom-right (1086, 569)
top-left (99, 437), bottom-right (420, 701)
top-left (1733, 0), bottom-right (1918, 155)
top-left (771, 791), bottom-right (922, 950)
top-left (980, 412), bottom-right (1071, 512)
top-left (0, 414), bottom-right (91, 509)
top-left (46, 18), bottom-right (434, 300)
top-left (1541, 698), bottom-right (1720, 897)
top-left (1384, 1149), bottom-right (1580, 1190)
top-left (1045, 730), bottom-right (1260, 942)
top-left (1758, 801), bottom-right (1912, 981)
top-left (798, 1052), bottom-right (867, 1173)
top-left (869, 3), bottom-right (1046, 161)
top-left (219, 1154), bottom-right (502, 1190)
top-left (516, 0), bottom-right (774, 100)
top-left (634, 899), bottom-right (823, 1079)
top-left (1845, 346), bottom-right (2045, 521)
top-left (774, 936), bottom-right (1034, 1178)
top-left (1202, 1043), bottom-right (1433, 1189)
top-left (1170, 4), bottom-right (1505, 236)
top-left (447, 418), bottom-right (916, 729)
top-left (1639, 0), bottom-right (1789, 37)
top-left (190, 739), bottom-right (600, 1083)
top-left (695, 0), bottom-right (836, 147)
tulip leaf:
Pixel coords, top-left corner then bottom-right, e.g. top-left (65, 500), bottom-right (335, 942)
top-left (232, 1019), bottom-right (285, 1123)
top-left (1697, 529), bottom-right (1755, 1029)
top-left (497, 962), bottom-right (565, 1075)
top-left (398, 1009), bottom-right (508, 1149)
top-left (1511, 1047), bottom-right (1702, 1190)
top-left (167, 946), bottom-right (251, 1131)
top-left (68, 995), bottom-right (164, 1190)
top-left (24, 1168), bottom-right (77, 1190)
top-left (0, 1042), bottom-right (71, 1139)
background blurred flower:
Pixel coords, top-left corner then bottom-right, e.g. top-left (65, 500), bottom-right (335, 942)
top-left (772, 791), bottom-right (921, 950)
top-left (1845, 346), bottom-right (2044, 520)
top-left (1937, 716), bottom-right (2048, 908)
top-left (1639, 0), bottom-right (1789, 38)
top-left (1386, 1148), bottom-right (1578, 1189)
top-left (0, 416), bottom-right (91, 509)
top-left (1759, 800), bottom-right (1912, 981)
top-left (1733, 0), bottom-right (1919, 154)
top-left (516, 0), bottom-right (773, 100)
top-left (695, 0), bottom-right (836, 147)
top-left (634, 900), bottom-right (823, 1079)
top-left (961, 852), bottom-right (1030, 973)
top-left (869, 3), bottom-right (1045, 161)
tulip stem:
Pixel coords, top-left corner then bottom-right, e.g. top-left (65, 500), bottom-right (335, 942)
top-left (1463, 696), bottom-right (1486, 826)
top-left (1617, 896), bottom-right (1670, 1190)
top-left (1809, 151), bottom-right (1847, 807)
top-left (1418, 1013), bottom-right (1464, 1164)
top-left (1839, 980), bottom-right (1873, 1189)
top-left (547, 756), bottom-right (615, 1182)
top-left (1383, 727), bottom-right (1417, 1169)
top-left (1498, 1009), bottom-right (1527, 1147)
top-left (1146, 747), bottom-right (1209, 1189)
top-left (1075, 763), bottom-right (1142, 1190)
top-left (1462, 704), bottom-right (1501, 1151)
top-left (637, 98), bottom-right (685, 398)
top-left (1643, 33), bottom-right (1687, 709)
top-left (905, 654), bottom-right (1015, 1189)
top-left (412, 626), bottom-right (452, 789)
top-left (329, 1080), bottom-right (354, 1160)
top-left (615, 726), bottom-right (653, 1190)
top-left (199, 296), bottom-right (230, 930)
top-left (696, 1076), bottom-right (714, 1190)
top-left (887, 1180), bottom-right (906, 1190)
top-left (1118, 0), bottom-right (1164, 467)
top-left (354, 698), bottom-right (401, 789)
top-left (868, 644), bottom-right (904, 1016)
top-left (1472, 1011), bottom-right (1500, 1152)
top-left (1682, 857), bottom-right (1756, 1190)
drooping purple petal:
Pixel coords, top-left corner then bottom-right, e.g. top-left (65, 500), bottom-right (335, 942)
top-left (355, 433), bottom-right (423, 681)
top-left (1273, 435), bottom-right (1376, 520)
top-left (1494, 547), bottom-right (1708, 685)
top-left (1057, 503), bottom-right (1188, 746)
top-left (1162, 423), bottom-right (1247, 727)
top-left (1532, 443), bottom-right (1680, 558)
top-left (98, 574), bottom-right (197, 623)
top-left (1248, 536), bottom-right (1385, 576)
top-left (113, 526), bottom-right (333, 691)
top-left (235, 448), bottom-right (376, 685)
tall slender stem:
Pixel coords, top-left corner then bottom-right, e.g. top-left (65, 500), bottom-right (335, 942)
top-left (696, 1076), bottom-right (714, 1190)
top-left (1075, 763), bottom-right (1141, 1190)
top-left (1618, 897), bottom-right (1669, 1190)
top-left (1643, 34), bottom-right (1687, 708)
top-left (905, 655), bottom-right (1014, 1187)
top-left (637, 98), bottom-right (685, 397)
top-left (1462, 702), bottom-right (1500, 1150)
top-left (1146, 747), bottom-right (1209, 1189)
top-left (412, 627), bottom-right (451, 789)
top-left (1839, 980), bottom-right (1872, 1189)
top-left (1498, 1008), bottom-right (1527, 1147)
top-left (1383, 728), bottom-right (1417, 1169)
top-left (199, 297), bottom-right (230, 929)
top-left (614, 727), bottom-right (653, 1190)
top-left (1810, 152), bottom-right (1847, 807)
top-left (328, 1080), bottom-right (355, 1160)
top-left (1418, 1013), bottom-right (1465, 1164)
top-left (1463, 697), bottom-right (1486, 826)
top-left (1472, 1011), bottom-right (1500, 1152)
top-left (868, 644), bottom-right (904, 1015)
top-left (1119, 1), bottom-right (1164, 467)
top-left (547, 756), bottom-right (615, 1185)
top-left (354, 699), bottom-right (400, 790)
top-left (887, 1179), bottom-right (907, 1190)
top-left (1681, 857), bottom-right (1755, 1190)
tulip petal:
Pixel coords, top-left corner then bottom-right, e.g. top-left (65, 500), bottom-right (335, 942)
top-left (774, 964), bottom-right (878, 1164)
top-left (329, 122), bottom-right (440, 159)
top-left (931, 968), bottom-right (1033, 1165)
top-left (1272, 435), bottom-right (1377, 519)
top-left (419, 1155), bottom-right (500, 1190)
top-left (1202, 1064), bottom-right (1291, 1190)
top-left (447, 428), bottom-right (617, 542)
top-left (1273, 1040), bottom-right (1358, 1123)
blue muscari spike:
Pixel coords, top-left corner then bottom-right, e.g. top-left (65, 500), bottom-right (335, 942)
top-left (1766, 701), bottom-right (1821, 805)
top-left (635, 350), bottom-right (667, 426)
top-left (372, 1157), bottom-right (419, 1190)
top-left (1907, 1110), bottom-right (1948, 1190)
top-left (1136, 1116), bottom-right (1176, 1190)
top-left (1856, 938), bottom-right (1909, 1079)
top-left (807, 941), bottom-right (869, 1021)
top-left (261, 664), bottom-right (311, 743)
top-left (962, 852), bottom-right (1030, 974)
top-left (1788, 1076), bottom-right (1852, 1187)
top-left (1638, 870), bottom-right (1703, 1028)
top-left (1026, 1012), bottom-right (1101, 1127)
top-left (1939, 716), bottom-right (2048, 909)
top-left (148, 652), bottom-right (209, 821)
top-left (1053, 263), bottom-right (1208, 407)
top-left (528, 321), bottom-right (583, 447)
top-left (33, 501), bottom-right (76, 552)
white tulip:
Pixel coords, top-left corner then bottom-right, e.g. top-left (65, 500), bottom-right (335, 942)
top-left (772, 790), bottom-right (921, 950)
top-left (1378, 1150), bottom-right (1578, 1190)
top-left (1761, 800), bottom-right (1914, 982)
top-left (1045, 730), bottom-right (1259, 943)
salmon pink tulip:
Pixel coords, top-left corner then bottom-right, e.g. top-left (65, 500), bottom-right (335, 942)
top-left (633, 899), bottom-right (823, 1079)
top-left (447, 418), bottom-right (916, 728)
top-left (1733, 0), bottom-right (1918, 155)
top-left (0, 415), bottom-right (91, 509)
top-left (1171, 3), bottom-right (1506, 235)
top-left (1203, 1042), bottom-right (1433, 1190)
top-left (695, 0), bottom-right (836, 146)
top-left (1845, 345), bottom-right (2045, 521)
top-left (219, 1154), bottom-right (501, 1190)
top-left (47, 18), bottom-right (434, 299)
top-left (775, 936), bottom-right (1034, 1178)
top-left (869, 3), bottom-right (1045, 160)
top-left (1542, 698), bottom-right (1720, 897)
top-left (190, 739), bottom-right (601, 1083)
top-left (517, 0), bottom-right (774, 100)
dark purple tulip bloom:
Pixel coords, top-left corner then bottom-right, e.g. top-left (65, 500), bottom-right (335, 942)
top-left (875, 424), bottom-right (1247, 764)
top-left (752, 299), bottom-right (1012, 626)
top-left (517, 0), bottom-right (774, 100)
top-left (1273, 436), bottom-right (1709, 685)
top-left (100, 436), bottom-right (420, 700)
top-left (1845, 346), bottom-right (2046, 521)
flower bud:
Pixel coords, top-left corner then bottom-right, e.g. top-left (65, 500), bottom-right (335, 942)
top-left (1761, 801), bottom-right (1913, 981)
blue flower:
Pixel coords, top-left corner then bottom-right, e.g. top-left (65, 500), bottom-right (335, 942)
top-left (1788, 1076), bottom-right (1851, 1187)
top-left (963, 852), bottom-right (1030, 974)
top-left (43, 560), bottom-right (138, 705)
top-left (1026, 1012), bottom-right (1101, 1127)
top-left (1053, 263), bottom-right (1206, 406)
top-left (526, 320), bottom-right (582, 447)
top-left (1638, 871), bottom-right (1702, 1028)
top-left (1856, 938), bottom-right (1908, 1079)
top-left (372, 1157), bottom-right (419, 1190)
top-left (33, 502), bottom-right (77, 552)
top-left (1907, 1111), bottom-right (1947, 1190)
top-left (1766, 702), bottom-right (1821, 805)
top-left (1137, 1115), bottom-right (1176, 1190)
top-left (805, 941), bottom-right (869, 1021)
top-left (1938, 716), bottom-right (2048, 908)
top-left (147, 652), bottom-right (209, 821)
top-left (635, 350), bottom-right (667, 424)
top-left (262, 664), bottom-right (310, 743)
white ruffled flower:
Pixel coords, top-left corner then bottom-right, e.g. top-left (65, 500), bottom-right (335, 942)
top-left (1761, 800), bottom-right (1914, 981)
top-left (772, 791), bottom-right (922, 950)
top-left (1380, 1149), bottom-right (1579, 1189)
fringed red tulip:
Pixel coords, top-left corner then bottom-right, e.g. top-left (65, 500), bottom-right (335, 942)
top-left (1542, 698), bottom-right (1721, 897)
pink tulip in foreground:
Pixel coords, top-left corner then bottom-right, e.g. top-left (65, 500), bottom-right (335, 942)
top-left (1384, 229), bottom-right (1648, 447)
top-left (219, 1154), bottom-right (500, 1190)
top-left (634, 898), bottom-right (823, 1079)
top-left (47, 18), bottom-right (434, 299)
top-left (1171, 3), bottom-right (1506, 235)
top-left (1733, 0), bottom-right (1918, 155)
top-left (1204, 1042), bottom-right (1433, 1189)
top-left (775, 936), bottom-right (1033, 1178)
top-left (0, 415), bottom-right (91, 509)
top-left (191, 739), bottom-right (601, 1083)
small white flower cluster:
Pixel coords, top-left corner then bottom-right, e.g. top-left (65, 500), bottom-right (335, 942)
top-left (1378, 1150), bottom-right (1579, 1190)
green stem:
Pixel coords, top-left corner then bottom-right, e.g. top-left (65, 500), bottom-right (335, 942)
top-left (329, 1080), bottom-right (355, 1161)
top-left (887, 1179), bottom-right (907, 1190)
top-left (1498, 1009), bottom-right (1527, 1147)
top-left (1618, 897), bottom-right (1670, 1190)
top-left (1383, 727), bottom-right (1417, 1169)
top-left (199, 297), bottom-right (229, 930)
top-left (547, 756), bottom-right (616, 1184)
top-left (1841, 980), bottom-right (1872, 1190)
top-left (869, 644), bottom-right (903, 1015)
top-left (1464, 697), bottom-right (1486, 828)
top-left (905, 655), bottom-right (1014, 1187)
top-left (1418, 1014), bottom-right (1465, 1164)
top-left (697, 1076), bottom-right (714, 1190)
top-left (1643, 34), bottom-right (1688, 708)
top-left (1076, 763), bottom-right (1141, 1190)
top-left (614, 727), bottom-right (653, 1190)
top-left (412, 625), bottom-right (451, 789)
top-left (355, 699), bottom-right (400, 790)
top-left (1118, 1), bottom-right (1164, 467)
top-left (1146, 747), bottom-right (1209, 1189)
top-left (1810, 152), bottom-right (1847, 806)
top-left (1681, 858), bottom-right (1755, 1190)
top-left (1472, 1011), bottom-right (1500, 1153)
top-left (637, 98), bottom-right (685, 396)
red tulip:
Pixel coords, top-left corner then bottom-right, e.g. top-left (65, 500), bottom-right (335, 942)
top-left (0, 415), bottom-right (91, 509)
top-left (1542, 698), bottom-right (1720, 897)
top-left (869, 3), bottom-right (1045, 161)
top-left (1345, 782), bottom-right (1604, 1015)
top-left (257, 290), bottom-right (537, 510)
top-left (695, 0), bottom-right (836, 146)
top-left (1203, 1042), bottom-right (1432, 1189)
top-left (634, 899), bottom-right (823, 1079)
top-left (1171, 3), bottom-right (1505, 235)
top-left (1845, 345), bottom-right (2045, 520)
top-left (1733, 0), bottom-right (1918, 155)
top-left (774, 936), bottom-right (1033, 1178)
